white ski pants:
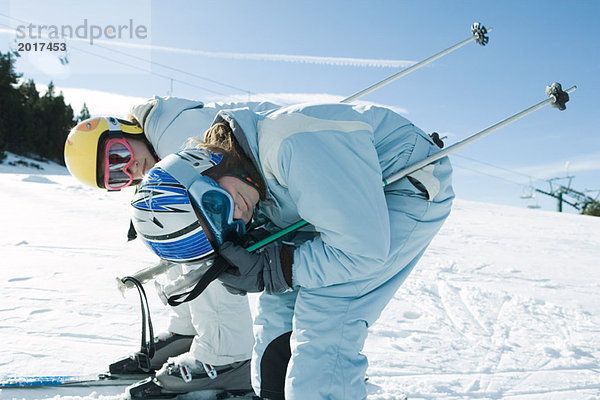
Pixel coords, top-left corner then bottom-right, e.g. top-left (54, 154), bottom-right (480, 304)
top-left (166, 264), bottom-right (254, 365)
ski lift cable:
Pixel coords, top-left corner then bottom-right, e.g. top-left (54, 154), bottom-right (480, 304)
top-left (449, 155), bottom-right (554, 203)
top-left (451, 153), bottom-right (543, 182)
top-left (450, 163), bottom-right (548, 210)
top-left (450, 153), bottom-right (575, 202)
top-left (68, 43), bottom-right (230, 96)
top-left (0, 13), bottom-right (250, 95)
top-left (0, 19), bottom-right (230, 96)
top-left (451, 153), bottom-right (595, 196)
top-left (87, 42), bottom-right (254, 95)
top-left (587, 190), bottom-right (600, 201)
top-left (451, 162), bottom-right (525, 186)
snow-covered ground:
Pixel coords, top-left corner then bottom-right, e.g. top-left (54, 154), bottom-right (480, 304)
top-left (1, 153), bottom-right (599, 400)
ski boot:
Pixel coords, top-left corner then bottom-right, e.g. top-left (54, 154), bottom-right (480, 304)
top-left (110, 332), bottom-right (195, 374)
top-left (156, 356), bottom-right (252, 393)
top-left (127, 377), bottom-right (178, 399)
top-left (127, 358), bottom-right (253, 399)
top-left (127, 378), bottom-right (255, 399)
top-left (128, 353), bottom-right (253, 399)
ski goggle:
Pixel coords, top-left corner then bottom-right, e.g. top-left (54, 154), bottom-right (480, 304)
top-left (103, 137), bottom-right (135, 190)
top-left (188, 176), bottom-right (246, 246)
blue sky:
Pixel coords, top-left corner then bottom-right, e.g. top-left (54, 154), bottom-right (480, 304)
top-left (1, 0), bottom-right (599, 213)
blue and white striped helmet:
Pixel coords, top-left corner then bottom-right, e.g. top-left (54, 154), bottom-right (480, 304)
top-left (131, 149), bottom-right (246, 263)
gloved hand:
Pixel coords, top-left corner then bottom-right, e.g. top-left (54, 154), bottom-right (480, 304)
top-left (216, 241), bottom-right (295, 295)
top-left (236, 227), bottom-right (272, 248)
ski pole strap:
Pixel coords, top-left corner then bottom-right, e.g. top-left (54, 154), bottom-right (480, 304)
top-left (120, 276), bottom-right (155, 371)
top-left (166, 257), bottom-right (231, 306)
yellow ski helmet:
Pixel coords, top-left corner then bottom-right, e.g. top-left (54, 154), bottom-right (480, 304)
top-left (64, 116), bottom-right (145, 189)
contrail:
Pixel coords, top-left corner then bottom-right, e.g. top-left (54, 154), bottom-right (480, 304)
top-left (0, 27), bottom-right (415, 68)
top-left (145, 42), bottom-right (416, 68)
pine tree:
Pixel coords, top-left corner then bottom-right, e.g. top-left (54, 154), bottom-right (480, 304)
top-left (17, 79), bottom-right (40, 156)
top-left (0, 54), bottom-right (77, 165)
top-left (0, 51), bottom-right (22, 162)
top-left (582, 200), bottom-right (600, 217)
top-left (35, 82), bottom-right (75, 163)
top-left (78, 102), bottom-right (91, 122)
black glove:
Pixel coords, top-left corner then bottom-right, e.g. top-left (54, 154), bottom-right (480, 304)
top-left (236, 227), bottom-right (273, 248)
top-left (216, 241), bottom-right (295, 295)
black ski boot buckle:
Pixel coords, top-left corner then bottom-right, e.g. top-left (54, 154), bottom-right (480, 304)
top-left (137, 353), bottom-right (152, 372)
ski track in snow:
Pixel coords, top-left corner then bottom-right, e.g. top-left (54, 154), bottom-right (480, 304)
top-left (1, 156), bottom-right (600, 400)
top-left (365, 201), bottom-right (600, 400)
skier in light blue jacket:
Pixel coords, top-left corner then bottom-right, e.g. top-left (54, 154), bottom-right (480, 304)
top-left (132, 102), bottom-right (454, 399)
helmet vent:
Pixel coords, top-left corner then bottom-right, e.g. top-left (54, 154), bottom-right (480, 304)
top-left (152, 217), bottom-right (164, 228)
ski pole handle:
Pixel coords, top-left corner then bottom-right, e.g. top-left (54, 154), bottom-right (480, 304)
top-left (154, 256), bottom-right (215, 305)
top-left (116, 259), bottom-right (171, 295)
top-left (245, 220), bottom-right (309, 252)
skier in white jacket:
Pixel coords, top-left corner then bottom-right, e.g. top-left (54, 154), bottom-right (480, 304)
top-left (63, 97), bottom-right (280, 395)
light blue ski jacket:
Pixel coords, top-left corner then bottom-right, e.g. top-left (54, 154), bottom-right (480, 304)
top-left (213, 103), bottom-right (454, 295)
top-left (129, 96), bottom-right (280, 158)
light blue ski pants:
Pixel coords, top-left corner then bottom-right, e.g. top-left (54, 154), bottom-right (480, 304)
top-left (252, 148), bottom-right (453, 400)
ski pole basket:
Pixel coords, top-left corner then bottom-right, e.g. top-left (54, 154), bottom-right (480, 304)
top-left (471, 22), bottom-right (489, 46)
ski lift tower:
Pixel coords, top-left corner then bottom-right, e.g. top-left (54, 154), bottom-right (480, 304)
top-left (534, 176), bottom-right (599, 213)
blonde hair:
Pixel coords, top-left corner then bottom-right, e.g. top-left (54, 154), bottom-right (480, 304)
top-left (125, 113), bottom-right (141, 126)
top-left (189, 122), bottom-right (267, 200)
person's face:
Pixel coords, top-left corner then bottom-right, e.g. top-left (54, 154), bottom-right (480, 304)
top-left (125, 138), bottom-right (156, 181)
top-left (217, 175), bottom-right (260, 224)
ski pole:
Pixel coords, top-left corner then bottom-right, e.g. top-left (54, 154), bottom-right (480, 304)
top-left (247, 22), bottom-right (491, 249)
top-left (248, 82), bottom-right (576, 252)
top-left (341, 22), bottom-right (491, 104)
top-left (121, 22), bottom-right (490, 295)
top-left (383, 83), bottom-right (577, 186)
top-left (116, 258), bottom-right (172, 295)
top-left (143, 82), bottom-right (577, 304)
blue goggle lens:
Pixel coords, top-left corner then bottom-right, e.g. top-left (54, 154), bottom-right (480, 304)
top-left (201, 191), bottom-right (232, 234)
top-left (194, 186), bottom-right (245, 245)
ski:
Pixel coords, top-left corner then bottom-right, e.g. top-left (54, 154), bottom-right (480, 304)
top-left (0, 374), bottom-right (257, 399)
top-left (126, 376), bottom-right (257, 399)
top-left (0, 372), bottom-right (148, 388)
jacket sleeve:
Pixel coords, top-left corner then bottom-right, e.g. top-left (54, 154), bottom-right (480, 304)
top-left (129, 96), bottom-right (207, 157)
top-left (130, 98), bottom-right (280, 159)
top-left (276, 129), bottom-right (391, 290)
